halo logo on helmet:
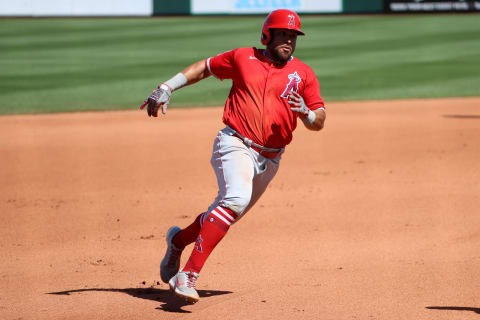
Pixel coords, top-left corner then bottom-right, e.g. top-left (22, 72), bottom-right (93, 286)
top-left (288, 14), bottom-right (295, 26)
top-left (261, 9), bottom-right (305, 46)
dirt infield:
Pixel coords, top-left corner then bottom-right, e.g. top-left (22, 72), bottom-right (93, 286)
top-left (1, 97), bottom-right (479, 320)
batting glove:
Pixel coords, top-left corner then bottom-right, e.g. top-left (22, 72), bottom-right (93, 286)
top-left (287, 91), bottom-right (316, 124)
top-left (140, 83), bottom-right (172, 117)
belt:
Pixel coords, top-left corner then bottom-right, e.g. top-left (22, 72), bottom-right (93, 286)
top-left (229, 128), bottom-right (284, 158)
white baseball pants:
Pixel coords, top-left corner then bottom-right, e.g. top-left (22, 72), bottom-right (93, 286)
top-left (203, 126), bottom-right (283, 224)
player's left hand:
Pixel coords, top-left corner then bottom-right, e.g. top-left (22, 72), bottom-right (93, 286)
top-left (140, 84), bottom-right (172, 117)
top-left (287, 91), bottom-right (310, 116)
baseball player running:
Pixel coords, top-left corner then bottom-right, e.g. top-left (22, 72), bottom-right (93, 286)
top-left (141, 9), bottom-right (326, 304)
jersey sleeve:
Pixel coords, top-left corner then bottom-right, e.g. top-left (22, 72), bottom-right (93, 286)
top-left (205, 49), bottom-right (237, 80)
top-left (303, 68), bottom-right (325, 111)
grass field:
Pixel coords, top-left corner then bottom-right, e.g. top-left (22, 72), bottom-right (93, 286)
top-left (0, 15), bottom-right (479, 115)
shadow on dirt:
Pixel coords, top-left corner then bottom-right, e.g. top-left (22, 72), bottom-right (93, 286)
top-left (48, 287), bottom-right (232, 313)
top-left (443, 114), bottom-right (480, 119)
top-left (426, 306), bottom-right (480, 315)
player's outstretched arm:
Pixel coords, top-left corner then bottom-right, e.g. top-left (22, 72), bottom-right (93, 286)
top-left (288, 91), bottom-right (326, 131)
top-left (140, 59), bottom-right (211, 117)
top-left (181, 59), bottom-right (211, 86)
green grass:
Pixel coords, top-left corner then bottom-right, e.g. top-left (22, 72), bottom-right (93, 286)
top-left (0, 15), bottom-right (479, 115)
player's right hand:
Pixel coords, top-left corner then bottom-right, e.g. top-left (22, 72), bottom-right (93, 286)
top-left (140, 83), bottom-right (172, 117)
top-left (287, 91), bottom-right (309, 116)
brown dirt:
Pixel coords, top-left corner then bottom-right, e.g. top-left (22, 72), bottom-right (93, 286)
top-left (1, 97), bottom-right (479, 320)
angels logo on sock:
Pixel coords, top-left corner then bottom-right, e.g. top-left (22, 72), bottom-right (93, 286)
top-left (281, 72), bottom-right (301, 98)
top-left (194, 235), bottom-right (203, 253)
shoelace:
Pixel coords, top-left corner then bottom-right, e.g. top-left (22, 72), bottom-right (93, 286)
top-left (186, 272), bottom-right (198, 288)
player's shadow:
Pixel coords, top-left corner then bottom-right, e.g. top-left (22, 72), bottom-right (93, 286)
top-left (48, 287), bottom-right (232, 313)
top-left (426, 306), bottom-right (480, 315)
top-left (443, 114), bottom-right (480, 119)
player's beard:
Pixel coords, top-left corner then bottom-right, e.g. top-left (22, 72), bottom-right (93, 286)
top-left (269, 46), bottom-right (294, 64)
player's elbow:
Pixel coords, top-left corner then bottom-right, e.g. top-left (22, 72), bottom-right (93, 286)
top-left (310, 123), bottom-right (324, 131)
top-left (310, 118), bottom-right (325, 131)
top-left (317, 120), bottom-right (325, 130)
top-left (310, 109), bottom-right (326, 131)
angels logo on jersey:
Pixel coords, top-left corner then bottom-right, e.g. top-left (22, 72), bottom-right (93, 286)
top-left (281, 71), bottom-right (302, 98)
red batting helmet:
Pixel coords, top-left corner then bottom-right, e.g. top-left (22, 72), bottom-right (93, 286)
top-left (261, 9), bottom-right (305, 46)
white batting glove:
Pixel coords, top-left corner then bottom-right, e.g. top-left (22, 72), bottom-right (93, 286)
top-left (287, 91), bottom-right (316, 124)
top-left (140, 83), bottom-right (172, 117)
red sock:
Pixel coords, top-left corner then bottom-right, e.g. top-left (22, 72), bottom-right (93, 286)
top-left (182, 206), bottom-right (237, 274)
top-left (172, 213), bottom-right (205, 249)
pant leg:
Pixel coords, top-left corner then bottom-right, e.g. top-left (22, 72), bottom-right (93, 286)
top-left (204, 129), bottom-right (255, 218)
top-left (241, 150), bottom-right (282, 216)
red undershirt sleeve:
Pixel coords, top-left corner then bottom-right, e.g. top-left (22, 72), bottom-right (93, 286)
top-left (303, 68), bottom-right (325, 111)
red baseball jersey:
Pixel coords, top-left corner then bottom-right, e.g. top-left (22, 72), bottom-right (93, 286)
top-left (206, 47), bottom-right (325, 149)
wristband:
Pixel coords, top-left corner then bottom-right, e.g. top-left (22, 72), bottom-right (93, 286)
top-left (159, 83), bottom-right (171, 91)
top-left (164, 73), bottom-right (187, 91)
top-left (306, 109), bottom-right (316, 124)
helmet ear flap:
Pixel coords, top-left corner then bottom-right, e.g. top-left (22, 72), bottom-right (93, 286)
top-left (261, 30), bottom-right (270, 45)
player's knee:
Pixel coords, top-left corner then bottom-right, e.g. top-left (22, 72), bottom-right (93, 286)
top-left (221, 194), bottom-right (251, 216)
